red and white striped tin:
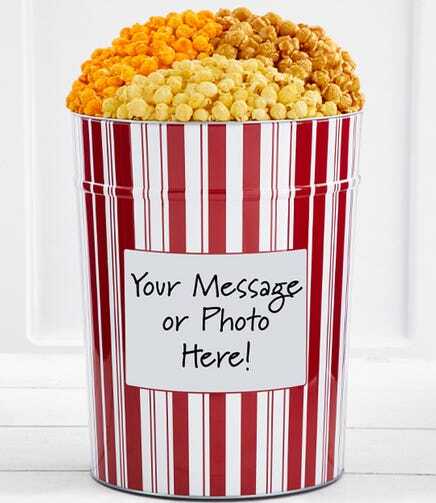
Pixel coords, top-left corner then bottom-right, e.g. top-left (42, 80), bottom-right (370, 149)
top-left (73, 113), bottom-right (362, 498)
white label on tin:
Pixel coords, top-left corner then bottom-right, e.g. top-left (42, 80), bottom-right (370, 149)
top-left (125, 250), bottom-right (307, 393)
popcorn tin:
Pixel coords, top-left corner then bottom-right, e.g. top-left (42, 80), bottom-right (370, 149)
top-left (73, 112), bottom-right (362, 498)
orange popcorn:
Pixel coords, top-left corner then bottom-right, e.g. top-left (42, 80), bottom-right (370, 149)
top-left (66, 10), bottom-right (220, 114)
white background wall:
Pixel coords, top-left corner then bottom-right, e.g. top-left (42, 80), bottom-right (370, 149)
top-left (0, 0), bottom-right (435, 356)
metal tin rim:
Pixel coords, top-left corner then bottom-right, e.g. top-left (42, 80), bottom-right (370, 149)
top-left (91, 470), bottom-right (344, 500)
top-left (71, 110), bottom-right (363, 126)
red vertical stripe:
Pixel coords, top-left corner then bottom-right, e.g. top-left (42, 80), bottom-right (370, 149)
top-left (208, 125), bottom-right (226, 254)
top-left (241, 392), bottom-right (257, 495)
top-left (167, 125), bottom-right (186, 253)
top-left (288, 121), bottom-right (312, 491)
top-left (305, 120), bottom-right (329, 486)
top-left (327, 118), bottom-right (350, 480)
top-left (113, 122), bottom-right (143, 491)
top-left (208, 124), bottom-right (227, 496)
top-left (167, 124), bottom-right (190, 495)
top-left (172, 392), bottom-right (190, 495)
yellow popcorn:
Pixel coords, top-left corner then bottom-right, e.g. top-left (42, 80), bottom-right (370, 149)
top-left (154, 103), bottom-right (170, 120)
top-left (173, 93), bottom-right (189, 105)
top-left (116, 104), bottom-right (130, 119)
top-left (197, 81), bottom-right (219, 97)
top-left (254, 96), bottom-right (267, 109)
top-left (193, 108), bottom-right (210, 121)
top-left (211, 101), bottom-right (231, 121)
top-left (278, 84), bottom-right (299, 105)
top-left (175, 103), bottom-right (194, 121)
top-left (252, 108), bottom-right (270, 121)
top-left (102, 54), bottom-right (351, 121)
top-left (261, 86), bottom-right (277, 105)
top-left (218, 93), bottom-right (233, 108)
top-left (148, 71), bottom-right (166, 86)
top-left (102, 97), bottom-right (119, 117)
top-left (321, 101), bottom-right (338, 116)
top-left (153, 85), bottom-right (173, 104)
top-left (294, 100), bottom-right (309, 118)
top-left (230, 100), bottom-right (249, 121)
top-left (167, 76), bottom-right (183, 93)
top-left (127, 98), bottom-right (152, 119)
top-left (188, 92), bottom-right (207, 108)
top-left (127, 85), bottom-right (142, 100)
top-left (270, 102), bottom-right (287, 120)
top-left (218, 78), bottom-right (236, 92)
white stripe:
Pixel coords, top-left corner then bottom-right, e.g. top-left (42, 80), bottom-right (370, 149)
top-left (188, 393), bottom-right (204, 496)
top-left (147, 125), bottom-right (164, 251)
top-left (270, 125), bottom-right (277, 250)
top-left (282, 390), bottom-right (290, 491)
top-left (288, 123), bottom-right (297, 250)
top-left (154, 391), bottom-right (169, 493)
top-left (275, 123), bottom-right (291, 251)
top-left (259, 124), bottom-right (272, 252)
top-left (140, 389), bottom-right (153, 492)
top-left (167, 392), bottom-right (174, 494)
top-left (201, 125), bottom-right (209, 254)
top-left (130, 123), bottom-right (146, 249)
top-left (142, 124), bottom-right (151, 250)
top-left (256, 391), bottom-right (268, 493)
top-left (225, 393), bottom-right (241, 496)
top-left (271, 390), bottom-right (285, 493)
top-left (160, 126), bottom-right (170, 252)
top-left (203, 394), bottom-right (210, 496)
top-left (226, 124), bottom-right (243, 253)
top-left (185, 125), bottom-right (202, 253)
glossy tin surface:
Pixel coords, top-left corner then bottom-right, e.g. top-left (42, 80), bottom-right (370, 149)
top-left (73, 113), bottom-right (362, 498)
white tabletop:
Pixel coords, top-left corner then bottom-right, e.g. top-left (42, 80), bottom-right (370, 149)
top-left (1, 354), bottom-right (435, 502)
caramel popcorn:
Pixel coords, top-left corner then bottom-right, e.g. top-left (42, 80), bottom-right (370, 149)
top-left (214, 7), bottom-right (364, 113)
top-left (102, 55), bottom-right (330, 121)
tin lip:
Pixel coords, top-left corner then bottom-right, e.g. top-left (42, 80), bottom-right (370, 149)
top-left (70, 109), bottom-right (363, 125)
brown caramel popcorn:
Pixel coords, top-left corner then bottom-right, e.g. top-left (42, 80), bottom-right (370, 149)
top-left (214, 7), bottom-right (364, 113)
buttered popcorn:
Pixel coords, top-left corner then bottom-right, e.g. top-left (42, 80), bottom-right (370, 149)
top-left (102, 55), bottom-right (332, 121)
top-left (66, 7), bottom-right (364, 119)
